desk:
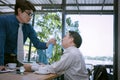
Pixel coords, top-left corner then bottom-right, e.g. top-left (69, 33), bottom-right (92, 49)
top-left (0, 72), bottom-right (58, 80)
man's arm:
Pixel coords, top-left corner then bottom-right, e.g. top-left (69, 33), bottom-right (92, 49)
top-left (27, 25), bottom-right (56, 49)
top-left (27, 25), bottom-right (47, 49)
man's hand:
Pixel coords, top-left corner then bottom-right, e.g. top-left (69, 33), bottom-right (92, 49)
top-left (23, 64), bottom-right (32, 72)
top-left (46, 38), bottom-right (56, 47)
top-left (0, 66), bottom-right (5, 71)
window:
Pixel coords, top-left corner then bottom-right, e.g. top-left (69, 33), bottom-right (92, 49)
top-left (66, 15), bottom-right (113, 65)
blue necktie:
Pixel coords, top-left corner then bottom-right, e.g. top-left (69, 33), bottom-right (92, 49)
top-left (46, 43), bottom-right (54, 59)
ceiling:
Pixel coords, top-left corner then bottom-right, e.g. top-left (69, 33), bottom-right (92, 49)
top-left (0, 0), bottom-right (114, 15)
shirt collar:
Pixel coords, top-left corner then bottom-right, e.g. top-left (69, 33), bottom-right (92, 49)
top-left (63, 46), bottom-right (76, 53)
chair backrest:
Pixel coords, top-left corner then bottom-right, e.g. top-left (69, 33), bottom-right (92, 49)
top-left (93, 65), bottom-right (109, 80)
top-left (86, 64), bottom-right (94, 80)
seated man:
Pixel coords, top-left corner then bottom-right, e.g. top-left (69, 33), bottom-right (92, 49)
top-left (24, 31), bottom-right (89, 80)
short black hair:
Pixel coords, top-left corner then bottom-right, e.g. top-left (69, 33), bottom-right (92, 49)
top-left (15, 0), bottom-right (36, 15)
top-left (69, 31), bottom-right (82, 48)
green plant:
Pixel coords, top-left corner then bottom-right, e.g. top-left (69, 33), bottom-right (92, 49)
top-left (35, 13), bottom-right (62, 63)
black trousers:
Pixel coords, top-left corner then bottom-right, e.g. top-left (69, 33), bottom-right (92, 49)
top-left (4, 53), bottom-right (23, 67)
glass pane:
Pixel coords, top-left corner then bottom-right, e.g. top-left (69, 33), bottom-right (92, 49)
top-left (66, 14), bottom-right (113, 66)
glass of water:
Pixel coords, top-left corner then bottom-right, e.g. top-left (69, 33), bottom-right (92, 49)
top-left (20, 66), bottom-right (25, 75)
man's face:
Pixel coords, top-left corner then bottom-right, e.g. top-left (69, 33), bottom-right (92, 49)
top-left (18, 9), bottom-right (33, 23)
top-left (62, 32), bottom-right (73, 49)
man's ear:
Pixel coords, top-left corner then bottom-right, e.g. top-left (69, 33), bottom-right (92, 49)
top-left (70, 37), bottom-right (74, 43)
top-left (18, 8), bottom-right (22, 13)
top-left (71, 37), bottom-right (74, 41)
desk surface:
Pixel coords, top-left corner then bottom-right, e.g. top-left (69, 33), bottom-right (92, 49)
top-left (0, 72), bottom-right (58, 80)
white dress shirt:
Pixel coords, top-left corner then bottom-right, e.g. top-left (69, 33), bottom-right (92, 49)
top-left (32, 46), bottom-right (89, 80)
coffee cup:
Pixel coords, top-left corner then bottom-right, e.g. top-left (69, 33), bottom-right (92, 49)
top-left (7, 63), bottom-right (17, 69)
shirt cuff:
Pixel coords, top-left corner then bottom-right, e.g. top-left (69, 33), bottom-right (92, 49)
top-left (31, 63), bottom-right (39, 71)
